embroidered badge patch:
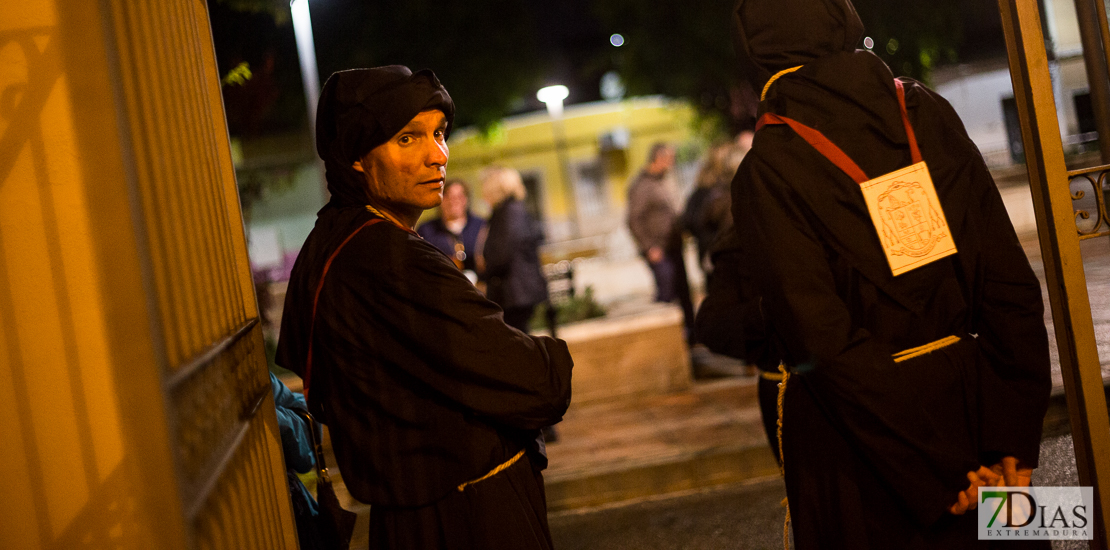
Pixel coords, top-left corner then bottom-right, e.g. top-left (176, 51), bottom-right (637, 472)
top-left (860, 162), bottom-right (957, 276)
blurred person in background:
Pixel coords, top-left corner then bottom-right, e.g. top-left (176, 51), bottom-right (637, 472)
top-left (417, 178), bottom-right (486, 283)
top-left (626, 143), bottom-right (695, 343)
top-left (270, 372), bottom-right (321, 549)
top-left (681, 137), bottom-right (750, 278)
top-left (731, 0), bottom-right (1051, 547)
top-left (277, 66), bottom-right (572, 550)
top-left (478, 166), bottom-right (549, 333)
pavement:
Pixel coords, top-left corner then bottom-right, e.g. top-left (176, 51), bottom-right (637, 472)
top-left (324, 233), bottom-right (1110, 550)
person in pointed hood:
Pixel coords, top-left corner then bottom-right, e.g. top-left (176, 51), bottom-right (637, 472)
top-left (276, 66), bottom-right (573, 549)
top-left (722, 1), bottom-right (1052, 547)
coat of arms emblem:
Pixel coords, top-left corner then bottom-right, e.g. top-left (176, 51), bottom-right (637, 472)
top-left (861, 162), bottom-right (957, 276)
top-left (877, 181), bottom-right (947, 256)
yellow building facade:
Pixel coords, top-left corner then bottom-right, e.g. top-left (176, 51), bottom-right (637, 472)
top-left (1, 1), bottom-right (296, 548)
top-left (444, 98), bottom-right (699, 247)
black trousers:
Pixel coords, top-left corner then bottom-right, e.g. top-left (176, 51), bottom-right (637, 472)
top-left (646, 248), bottom-right (695, 343)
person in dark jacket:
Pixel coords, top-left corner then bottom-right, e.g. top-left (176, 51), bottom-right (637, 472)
top-left (417, 178), bottom-right (486, 280)
top-left (627, 143), bottom-right (696, 342)
top-left (276, 66), bottom-right (573, 550)
top-left (729, 1), bottom-right (1051, 548)
top-left (270, 372), bottom-right (321, 548)
top-left (682, 140), bottom-right (748, 277)
top-left (478, 166), bottom-right (549, 333)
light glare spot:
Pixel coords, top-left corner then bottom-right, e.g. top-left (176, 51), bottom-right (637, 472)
top-left (610, 34), bottom-right (625, 47)
top-left (863, 36), bottom-right (874, 50)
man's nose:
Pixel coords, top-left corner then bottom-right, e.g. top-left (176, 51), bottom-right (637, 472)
top-left (427, 139), bottom-right (448, 167)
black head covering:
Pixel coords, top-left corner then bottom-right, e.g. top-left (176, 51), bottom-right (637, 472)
top-left (732, 0), bottom-right (864, 88)
top-left (316, 66), bottom-right (455, 208)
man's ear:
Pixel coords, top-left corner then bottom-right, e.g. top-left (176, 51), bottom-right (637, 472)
top-left (352, 159), bottom-right (365, 173)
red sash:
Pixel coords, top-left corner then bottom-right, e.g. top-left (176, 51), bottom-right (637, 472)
top-left (755, 80), bottom-right (922, 183)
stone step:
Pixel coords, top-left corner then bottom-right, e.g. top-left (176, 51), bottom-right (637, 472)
top-left (542, 377), bottom-right (777, 511)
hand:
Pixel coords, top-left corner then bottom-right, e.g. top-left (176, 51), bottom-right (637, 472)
top-left (949, 466), bottom-right (1001, 515)
top-left (647, 246), bottom-right (664, 264)
top-left (990, 456), bottom-right (1033, 488)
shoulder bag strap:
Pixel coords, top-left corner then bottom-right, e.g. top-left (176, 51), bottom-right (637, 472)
top-left (304, 218), bottom-right (385, 398)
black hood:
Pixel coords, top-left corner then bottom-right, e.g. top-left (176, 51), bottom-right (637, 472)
top-left (316, 66), bottom-right (455, 208)
top-left (732, 0), bottom-right (864, 87)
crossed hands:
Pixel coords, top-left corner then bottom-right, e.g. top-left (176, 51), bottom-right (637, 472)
top-left (948, 457), bottom-right (1033, 515)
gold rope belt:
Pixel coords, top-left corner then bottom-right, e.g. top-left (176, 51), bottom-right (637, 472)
top-left (457, 449), bottom-right (526, 492)
top-left (893, 335), bottom-right (961, 363)
top-left (774, 335), bottom-right (959, 548)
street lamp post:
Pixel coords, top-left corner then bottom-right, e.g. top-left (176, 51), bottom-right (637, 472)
top-left (290, 0), bottom-right (321, 135)
top-left (290, 0), bottom-right (327, 198)
top-left (537, 85), bottom-right (578, 238)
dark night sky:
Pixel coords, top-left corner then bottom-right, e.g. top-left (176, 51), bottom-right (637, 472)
top-left (209, 0), bottom-right (1010, 137)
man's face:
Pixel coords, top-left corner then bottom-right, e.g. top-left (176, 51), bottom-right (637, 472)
top-left (441, 182), bottom-right (468, 222)
top-left (354, 109), bottom-right (449, 224)
top-left (650, 147), bottom-right (675, 174)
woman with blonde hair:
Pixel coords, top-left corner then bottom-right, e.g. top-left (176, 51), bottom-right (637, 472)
top-left (478, 166), bottom-right (548, 332)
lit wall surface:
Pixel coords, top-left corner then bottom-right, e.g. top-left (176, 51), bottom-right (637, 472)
top-left (1, 1), bottom-right (296, 548)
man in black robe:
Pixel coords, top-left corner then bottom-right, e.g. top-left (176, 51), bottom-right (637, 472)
top-left (276, 66), bottom-right (573, 550)
top-left (728, 1), bottom-right (1052, 547)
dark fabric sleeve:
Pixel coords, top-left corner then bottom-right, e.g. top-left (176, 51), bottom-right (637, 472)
top-left (335, 231), bottom-right (573, 430)
top-left (737, 155), bottom-right (979, 526)
top-left (694, 232), bottom-right (747, 359)
top-left (918, 84), bottom-right (1052, 467)
top-left (971, 163), bottom-right (1051, 466)
top-left (695, 229), bottom-right (780, 368)
top-left (270, 373), bottom-right (316, 474)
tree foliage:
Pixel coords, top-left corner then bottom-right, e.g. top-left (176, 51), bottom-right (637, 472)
top-left (852, 0), bottom-right (965, 79)
top-left (207, 0), bottom-right (999, 139)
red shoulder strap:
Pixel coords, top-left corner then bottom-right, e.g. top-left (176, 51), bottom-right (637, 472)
top-left (304, 217), bottom-right (385, 398)
top-left (755, 79), bottom-right (923, 184)
top-left (756, 112), bottom-right (869, 183)
top-left (894, 79), bottom-right (923, 164)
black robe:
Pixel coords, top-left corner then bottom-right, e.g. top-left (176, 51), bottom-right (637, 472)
top-left (276, 205), bottom-right (572, 549)
top-left (732, 50), bottom-right (1052, 548)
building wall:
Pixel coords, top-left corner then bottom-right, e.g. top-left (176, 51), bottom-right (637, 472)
top-left (934, 66), bottom-right (1016, 166)
top-left (932, 0), bottom-right (1098, 168)
top-left (1044, 0), bottom-right (1083, 55)
top-left (445, 97), bottom-right (699, 245)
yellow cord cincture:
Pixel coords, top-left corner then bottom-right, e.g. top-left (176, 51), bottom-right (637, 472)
top-left (892, 335), bottom-right (961, 363)
top-left (760, 370), bottom-right (785, 382)
top-left (457, 450), bottom-right (526, 492)
top-left (775, 363), bottom-right (792, 549)
top-left (761, 65), bottom-right (804, 101)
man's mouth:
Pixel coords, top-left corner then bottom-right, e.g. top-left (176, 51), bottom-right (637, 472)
top-left (421, 177), bottom-right (445, 186)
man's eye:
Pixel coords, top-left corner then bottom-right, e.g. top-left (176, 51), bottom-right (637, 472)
top-left (399, 135), bottom-right (413, 144)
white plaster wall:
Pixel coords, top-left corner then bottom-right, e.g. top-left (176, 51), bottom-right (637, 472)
top-left (1045, 0), bottom-right (1082, 56)
top-left (934, 69), bottom-right (1015, 162)
top-left (999, 184), bottom-right (1039, 239)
